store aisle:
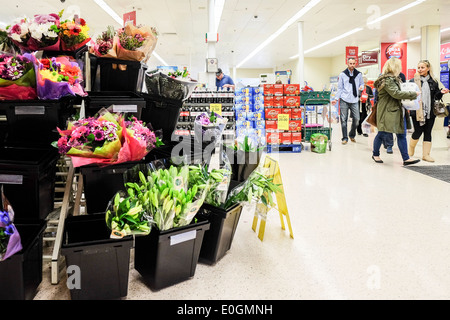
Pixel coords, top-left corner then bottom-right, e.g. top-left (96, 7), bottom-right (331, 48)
top-left (34, 123), bottom-right (450, 300)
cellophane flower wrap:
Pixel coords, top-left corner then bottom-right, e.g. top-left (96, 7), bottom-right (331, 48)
top-left (59, 15), bottom-right (90, 51)
top-left (0, 53), bottom-right (37, 100)
top-left (0, 185), bottom-right (22, 263)
top-left (89, 25), bottom-right (117, 59)
top-left (26, 13), bottom-right (61, 51)
top-left (116, 24), bottom-right (158, 63)
top-left (7, 16), bottom-right (30, 52)
top-left (0, 29), bottom-right (20, 53)
top-left (30, 53), bottom-right (87, 99)
top-left (194, 111), bottom-right (227, 145)
top-left (55, 110), bottom-right (123, 167)
top-left (119, 116), bottom-right (157, 163)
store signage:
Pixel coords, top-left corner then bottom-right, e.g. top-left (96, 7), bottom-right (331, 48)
top-left (358, 51), bottom-right (378, 67)
top-left (277, 114), bottom-right (290, 131)
top-left (407, 69), bottom-right (417, 81)
top-left (345, 46), bottom-right (359, 64)
top-left (123, 11), bottom-right (136, 27)
top-left (209, 103), bottom-right (222, 115)
top-left (381, 43), bottom-right (407, 74)
top-left (440, 42), bottom-right (450, 61)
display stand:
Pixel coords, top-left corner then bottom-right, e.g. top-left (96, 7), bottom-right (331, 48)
top-left (251, 155), bottom-right (293, 241)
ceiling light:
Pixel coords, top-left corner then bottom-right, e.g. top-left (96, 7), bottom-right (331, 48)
top-left (214, 0), bottom-right (225, 34)
top-left (152, 51), bottom-right (169, 66)
top-left (304, 28), bottom-right (363, 54)
top-left (93, 0), bottom-right (123, 26)
top-left (236, 0), bottom-right (322, 68)
top-left (367, 0), bottom-right (426, 26)
top-left (441, 27), bottom-right (450, 33)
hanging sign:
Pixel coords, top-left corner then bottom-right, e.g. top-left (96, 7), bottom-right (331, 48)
top-left (358, 51), bottom-right (378, 67)
top-left (381, 42), bottom-right (407, 74)
top-left (345, 46), bottom-right (359, 64)
top-left (123, 11), bottom-right (136, 27)
top-left (440, 42), bottom-right (450, 62)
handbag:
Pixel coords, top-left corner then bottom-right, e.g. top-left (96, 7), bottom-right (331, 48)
top-left (360, 86), bottom-right (368, 103)
top-left (365, 102), bottom-right (377, 127)
top-left (433, 99), bottom-right (449, 117)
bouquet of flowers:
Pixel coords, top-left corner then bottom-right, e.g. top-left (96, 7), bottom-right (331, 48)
top-left (0, 53), bottom-right (37, 100)
top-left (55, 110), bottom-right (123, 167)
top-left (59, 13), bottom-right (90, 51)
top-left (0, 187), bottom-right (22, 262)
top-left (29, 53), bottom-right (87, 99)
top-left (54, 110), bottom-right (160, 167)
top-left (116, 24), bottom-right (157, 62)
top-left (145, 69), bottom-right (198, 101)
top-left (7, 17), bottom-right (30, 51)
top-left (194, 111), bottom-right (228, 145)
top-left (27, 13), bottom-right (60, 51)
top-left (90, 25), bottom-right (117, 58)
top-left (0, 29), bottom-right (20, 53)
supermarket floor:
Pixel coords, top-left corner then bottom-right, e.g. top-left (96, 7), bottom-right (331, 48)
top-left (34, 122), bottom-right (450, 300)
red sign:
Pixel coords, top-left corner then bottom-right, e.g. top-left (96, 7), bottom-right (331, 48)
top-left (358, 51), bottom-right (378, 67)
top-left (123, 11), bottom-right (136, 27)
top-left (440, 42), bottom-right (450, 61)
top-left (381, 43), bottom-right (407, 74)
top-left (407, 69), bottom-right (417, 81)
top-left (346, 46), bottom-right (359, 64)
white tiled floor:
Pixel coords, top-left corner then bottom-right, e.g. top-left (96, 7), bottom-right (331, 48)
top-left (34, 122), bottom-right (450, 300)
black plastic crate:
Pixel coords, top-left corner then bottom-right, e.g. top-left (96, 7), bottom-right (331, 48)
top-left (80, 160), bottom-right (145, 214)
top-left (0, 147), bottom-right (59, 220)
top-left (61, 213), bottom-right (133, 300)
top-left (139, 93), bottom-right (183, 143)
top-left (0, 98), bottom-right (75, 147)
top-left (147, 135), bottom-right (210, 163)
top-left (84, 91), bottom-right (145, 119)
top-left (0, 220), bottom-right (47, 300)
top-left (198, 203), bottom-right (243, 265)
top-left (134, 217), bottom-right (210, 291)
top-left (94, 57), bottom-right (146, 92)
top-left (228, 149), bottom-right (264, 183)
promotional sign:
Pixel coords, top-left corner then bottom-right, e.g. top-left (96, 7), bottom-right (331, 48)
top-left (381, 43), bottom-right (407, 74)
top-left (440, 63), bottom-right (449, 89)
top-left (440, 42), bottom-right (450, 62)
top-left (358, 51), bottom-right (378, 67)
top-left (123, 11), bottom-right (136, 26)
top-left (407, 69), bottom-right (417, 81)
top-left (345, 46), bottom-right (359, 64)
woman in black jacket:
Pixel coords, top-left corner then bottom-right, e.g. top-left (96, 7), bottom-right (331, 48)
top-left (357, 76), bottom-right (373, 137)
top-left (408, 60), bottom-right (449, 162)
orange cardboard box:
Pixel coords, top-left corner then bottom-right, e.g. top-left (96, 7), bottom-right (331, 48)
top-left (273, 95), bottom-right (285, 107)
top-left (291, 108), bottom-right (302, 119)
top-left (284, 95), bottom-right (301, 107)
top-left (265, 108), bottom-right (282, 119)
top-left (281, 132), bottom-right (292, 144)
top-left (284, 84), bottom-right (300, 96)
top-left (273, 84), bottom-right (284, 96)
top-left (266, 132), bottom-right (280, 144)
top-left (262, 84), bottom-right (274, 96)
top-left (292, 132), bottom-right (302, 144)
top-left (265, 120), bottom-right (278, 130)
top-left (264, 95), bottom-right (274, 107)
top-left (288, 120), bottom-right (302, 131)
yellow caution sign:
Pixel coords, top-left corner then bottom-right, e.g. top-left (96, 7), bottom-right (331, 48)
top-left (252, 155), bottom-right (294, 241)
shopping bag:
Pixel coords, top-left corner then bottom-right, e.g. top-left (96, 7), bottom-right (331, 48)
top-left (400, 82), bottom-right (420, 110)
top-left (365, 103), bottom-right (377, 127)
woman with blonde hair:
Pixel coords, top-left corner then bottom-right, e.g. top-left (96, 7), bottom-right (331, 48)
top-left (408, 60), bottom-right (449, 162)
top-left (372, 57), bottom-right (421, 165)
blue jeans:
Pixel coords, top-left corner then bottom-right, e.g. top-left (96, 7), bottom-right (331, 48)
top-left (383, 133), bottom-right (394, 148)
top-left (339, 99), bottom-right (359, 141)
top-left (373, 119), bottom-right (409, 161)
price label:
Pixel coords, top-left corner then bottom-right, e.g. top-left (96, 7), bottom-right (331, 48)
top-left (277, 114), bottom-right (290, 130)
top-left (209, 103), bottom-right (222, 115)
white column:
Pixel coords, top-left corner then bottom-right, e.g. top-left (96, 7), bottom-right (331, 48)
top-left (421, 25), bottom-right (447, 149)
top-left (207, 0), bottom-right (216, 90)
top-left (297, 21), bottom-right (305, 86)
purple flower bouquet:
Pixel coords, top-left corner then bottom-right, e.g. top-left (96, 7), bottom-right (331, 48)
top-left (0, 210), bottom-right (22, 262)
top-left (194, 111), bottom-right (228, 145)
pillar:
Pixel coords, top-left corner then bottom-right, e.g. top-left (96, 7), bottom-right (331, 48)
top-left (207, 0), bottom-right (216, 90)
top-left (420, 25), bottom-right (447, 149)
top-left (297, 21), bottom-right (305, 86)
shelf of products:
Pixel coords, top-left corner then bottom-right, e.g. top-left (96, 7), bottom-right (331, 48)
top-left (175, 88), bottom-right (235, 144)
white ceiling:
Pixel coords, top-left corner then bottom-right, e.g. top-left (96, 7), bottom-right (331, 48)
top-left (2, 0), bottom-right (450, 78)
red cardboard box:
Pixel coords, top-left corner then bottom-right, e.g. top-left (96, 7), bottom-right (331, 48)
top-left (281, 132), bottom-right (292, 145)
top-left (264, 95), bottom-right (274, 107)
top-left (289, 120), bottom-right (302, 132)
top-left (273, 84), bottom-right (284, 96)
top-left (265, 120), bottom-right (278, 130)
top-left (262, 84), bottom-right (274, 96)
top-left (284, 84), bottom-right (300, 96)
top-left (266, 132), bottom-right (280, 144)
top-left (265, 108), bottom-right (282, 119)
top-left (284, 96), bottom-right (301, 107)
top-left (291, 108), bottom-right (302, 119)
top-left (281, 108), bottom-right (292, 118)
top-left (273, 95), bottom-right (285, 107)
top-left (292, 132), bottom-right (302, 144)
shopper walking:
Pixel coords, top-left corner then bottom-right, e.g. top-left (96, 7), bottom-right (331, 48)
top-left (332, 57), bottom-right (364, 144)
top-left (357, 76), bottom-right (373, 137)
top-left (408, 60), bottom-right (449, 162)
top-left (372, 57), bottom-right (421, 166)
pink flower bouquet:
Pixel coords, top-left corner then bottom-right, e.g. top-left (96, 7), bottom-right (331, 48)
top-left (116, 24), bottom-right (158, 62)
top-left (0, 188), bottom-right (22, 262)
top-left (0, 53), bottom-right (37, 100)
top-left (89, 26), bottom-right (118, 59)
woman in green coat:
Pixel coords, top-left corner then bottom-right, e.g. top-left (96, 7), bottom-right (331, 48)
top-left (372, 57), bottom-right (421, 166)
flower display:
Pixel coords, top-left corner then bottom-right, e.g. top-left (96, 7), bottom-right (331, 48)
top-left (0, 210), bottom-right (22, 262)
top-left (28, 53), bottom-right (87, 99)
top-left (7, 17), bottom-right (30, 48)
top-left (27, 13), bottom-right (60, 51)
top-left (59, 13), bottom-right (90, 51)
top-left (194, 111), bottom-right (228, 145)
top-left (0, 53), bottom-right (37, 100)
top-left (91, 26), bottom-right (117, 58)
top-left (116, 24), bottom-right (158, 62)
top-left (54, 110), bottom-right (160, 168)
